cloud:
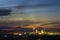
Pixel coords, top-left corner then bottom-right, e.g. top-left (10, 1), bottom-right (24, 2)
top-left (39, 21), bottom-right (60, 29)
top-left (0, 20), bottom-right (40, 27)
top-left (0, 9), bottom-right (11, 16)
top-left (15, 3), bottom-right (60, 9)
top-left (0, 20), bottom-right (60, 32)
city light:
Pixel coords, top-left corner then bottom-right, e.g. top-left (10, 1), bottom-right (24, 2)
top-left (19, 33), bottom-right (22, 36)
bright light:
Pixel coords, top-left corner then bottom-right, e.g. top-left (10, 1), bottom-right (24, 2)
top-left (41, 30), bottom-right (44, 33)
top-left (38, 33), bottom-right (42, 35)
top-left (48, 32), bottom-right (54, 35)
top-left (19, 33), bottom-right (22, 36)
top-left (36, 29), bottom-right (38, 33)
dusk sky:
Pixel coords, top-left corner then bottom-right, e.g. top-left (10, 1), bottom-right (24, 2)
top-left (0, 0), bottom-right (60, 32)
top-left (0, 0), bottom-right (60, 22)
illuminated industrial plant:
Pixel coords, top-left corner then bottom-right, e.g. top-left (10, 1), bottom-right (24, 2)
top-left (10, 23), bottom-right (60, 36)
top-left (12, 27), bottom-right (60, 36)
top-left (31, 27), bottom-right (60, 35)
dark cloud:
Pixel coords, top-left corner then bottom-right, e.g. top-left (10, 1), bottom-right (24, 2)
top-left (15, 3), bottom-right (60, 9)
top-left (0, 26), bottom-right (13, 30)
top-left (0, 20), bottom-right (40, 28)
top-left (49, 22), bottom-right (60, 24)
top-left (0, 9), bottom-right (11, 16)
top-left (46, 28), bottom-right (60, 32)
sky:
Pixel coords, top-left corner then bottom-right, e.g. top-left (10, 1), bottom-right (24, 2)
top-left (0, 0), bottom-right (60, 32)
top-left (0, 0), bottom-right (60, 22)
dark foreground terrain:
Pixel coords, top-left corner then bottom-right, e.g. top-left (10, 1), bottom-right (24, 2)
top-left (0, 34), bottom-right (60, 40)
